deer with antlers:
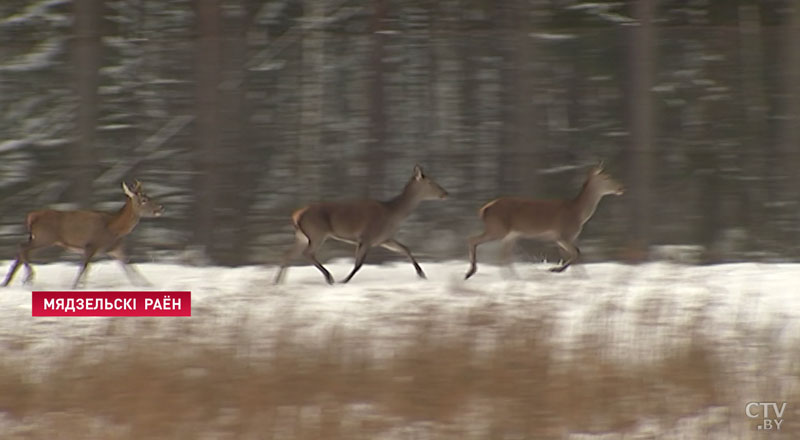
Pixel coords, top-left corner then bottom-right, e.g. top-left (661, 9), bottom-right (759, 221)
top-left (2, 180), bottom-right (164, 289)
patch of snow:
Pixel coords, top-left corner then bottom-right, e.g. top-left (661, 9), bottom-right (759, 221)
top-left (0, 39), bottom-right (64, 72)
top-left (529, 32), bottom-right (577, 41)
top-left (567, 3), bottom-right (622, 12)
top-left (0, 0), bottom-right (70, 28)
top-left (650, 245), bottom-right (704, 264)
top-left (537, 164), bottom-right (586, 175)
top-left (0, 260), bottom-right (797, 374)
top-left (0, 139), bottom-right (30, 153)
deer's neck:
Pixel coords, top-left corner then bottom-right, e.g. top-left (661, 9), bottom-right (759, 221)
top-left (108, 198), bottom-right (140, 236)
top-left (570, 181), bottom-right (605, 226)
top-left (385, 180), bottom-right (424, 220)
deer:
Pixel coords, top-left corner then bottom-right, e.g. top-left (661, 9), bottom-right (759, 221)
top-left (275, 164), bottom-right (448, 285)
top-left (2, 180), bottom-right (164, 289)
top-left (465, 163), bottom-right (624, 279)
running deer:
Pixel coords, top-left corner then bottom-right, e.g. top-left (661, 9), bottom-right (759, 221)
top-left (2, 180), bottom-right (164, 289)
top-left (275, 165), bottom-right (448, 284)
top-left (465, 163), bottom-right (624, 279)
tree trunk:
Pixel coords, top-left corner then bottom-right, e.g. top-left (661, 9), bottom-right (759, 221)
top-left (780, 1), bottom-right (800, 245)
top-left (626, 0), bottom-right (655, 261)
top-left (300, 0), bottom-right (325, 195)
top-left (366, 0), bottom-right (387, 195)
top-left (736, 5), bottom-right (767, 248)
top-left (193, 0), bottom-right (222, 260)
top-left (73, 0), bottom-right (103, 206)
top-left (226, 3), bottom-right (259, 265)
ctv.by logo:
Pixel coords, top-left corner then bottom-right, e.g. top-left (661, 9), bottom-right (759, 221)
top-left (746, 402), bottom-right (787, 431)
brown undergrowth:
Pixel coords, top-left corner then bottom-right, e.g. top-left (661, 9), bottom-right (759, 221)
top-left (0, 303), bottom-right (795, 439)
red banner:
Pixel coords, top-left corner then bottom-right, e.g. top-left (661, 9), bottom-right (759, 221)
top-left (32, 291), bottom-right (191, 317)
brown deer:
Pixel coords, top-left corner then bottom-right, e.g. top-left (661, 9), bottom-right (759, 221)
top-left (2, 180), bottom-right (164, 289)
top-left (275, 164), bottom-right (448, 284)
top-left (465, 163), bottom-right (624, 279)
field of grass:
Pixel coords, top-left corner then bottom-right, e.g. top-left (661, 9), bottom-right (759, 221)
top-left (0, 303), bottom-right (795, 439)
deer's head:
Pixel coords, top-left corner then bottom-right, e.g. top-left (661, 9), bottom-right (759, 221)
top-left (410, 164), bottom-right (448, 200)
top-left (122, 180), bottom-right (164, 217)
top-left (587, 162), bottom-right (624, 196)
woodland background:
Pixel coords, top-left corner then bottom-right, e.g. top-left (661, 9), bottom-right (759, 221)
top-left (1, 0), bottom-right (798, 266)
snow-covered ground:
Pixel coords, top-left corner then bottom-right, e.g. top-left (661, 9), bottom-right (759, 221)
top-left (1, 259), bottom-right (797, 366)
top-left (0, 259), bottom-right (797, 438)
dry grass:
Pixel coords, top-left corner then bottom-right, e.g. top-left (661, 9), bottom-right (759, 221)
top-left (0, 304), bottom-right (796, 439)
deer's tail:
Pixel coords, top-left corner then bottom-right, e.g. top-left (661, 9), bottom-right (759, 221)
top-left (290, 206), bottom-right (311, 240)
top-left (478, 199), bottom-right (500, 220)
top-left (24, 211), bottom-right (45, 241)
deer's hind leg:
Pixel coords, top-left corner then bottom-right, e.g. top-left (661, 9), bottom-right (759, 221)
top-left (2, 235), bottom-right (51, 287)
top-left (298, 233), bottom-right (333, 285)
top-left (465, 227), bottom-right (506, 280)
top-left (2, 249), bottom-right (24, 287)
top-left (2, 257), bottom-right (23, 287)
top-left (275, 231), bottom-right (308, 284)
top-left (341, 241), bottom-right (369, 284)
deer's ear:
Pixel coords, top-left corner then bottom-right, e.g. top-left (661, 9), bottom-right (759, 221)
top-left (122, 181), bottom-right (136, 198)
top-left (413, 164), bottom-right (424, 180)
top-left (593, 161), bottom-right (604, 175)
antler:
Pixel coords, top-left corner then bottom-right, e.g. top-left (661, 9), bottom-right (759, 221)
top-left (122, 181), bottom-right (136, 198)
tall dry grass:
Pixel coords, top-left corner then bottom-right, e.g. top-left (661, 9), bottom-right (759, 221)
top-left (0, 302), bottom-right (795, 439)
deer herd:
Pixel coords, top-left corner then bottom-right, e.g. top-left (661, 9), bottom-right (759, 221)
top-left (1, 163), bottom-right (624, 288)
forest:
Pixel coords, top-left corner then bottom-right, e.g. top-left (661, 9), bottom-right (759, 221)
top-left (0, 0), bottom-right (798, 266)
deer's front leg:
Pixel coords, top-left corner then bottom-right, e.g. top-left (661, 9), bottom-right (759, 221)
top-left (72, 245), bottom-right (99, 289)
top-left (108, 243), bottom-right (151, 287)
top-left (550, 240), bottom-right (580, 273)
top-left (381, 239), bottom-right (426, 279)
